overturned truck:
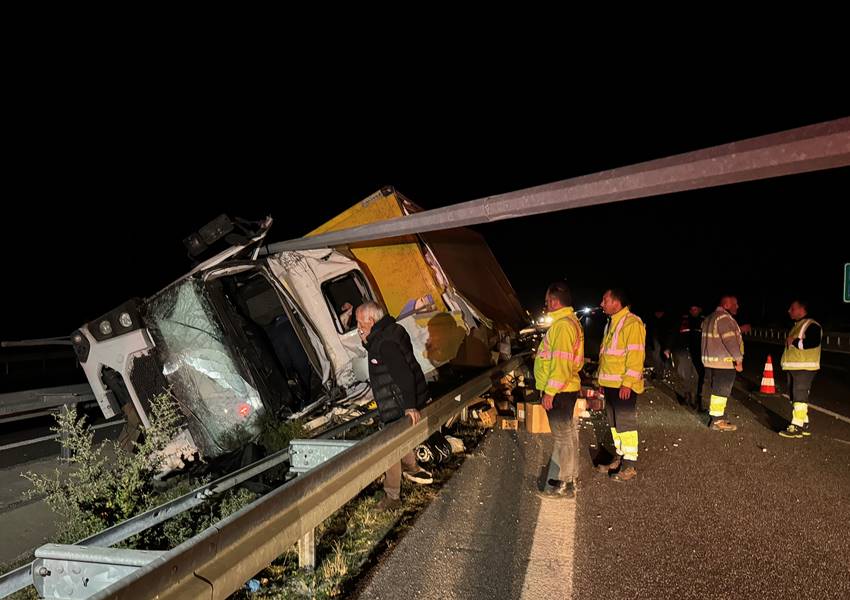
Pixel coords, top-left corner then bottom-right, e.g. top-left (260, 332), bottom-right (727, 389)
top-left (71, 187), bottom-right (528, 467)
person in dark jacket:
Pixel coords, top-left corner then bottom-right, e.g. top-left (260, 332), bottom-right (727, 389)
top-left (683, 305), bottom-right (705, 373)
top-left (778, 299), bottom-right (822, 438)
top-left (675, 305), bottom-right (705, 406)
top-left (357, 301), bottom-right (433, 510)
top-left (646, 309), bottom-right (675, 376)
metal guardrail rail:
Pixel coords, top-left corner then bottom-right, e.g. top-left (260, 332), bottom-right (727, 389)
top-left (83, 356), bottom-right (525, 600)
top-left (266, 119), bottom-right (850, 253)
top-left (0, 418), bottom-right (125, 453)
top-left (745, 329), bottom-right (850, 355)
top-left (0, 447), bottom-right (293, 597)
top-left (0, 384), bottom-right (95, 422)
top-left (0, 348), bottom-right (79, 380)
top-left (0, 356), bottom-right (526, 598)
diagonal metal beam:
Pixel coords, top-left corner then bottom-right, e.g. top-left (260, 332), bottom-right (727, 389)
top-left (266, 118), bottom-right (850, 253)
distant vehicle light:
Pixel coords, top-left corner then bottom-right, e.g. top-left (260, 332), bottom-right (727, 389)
top-left (118, 312), bottom-right (133, 328)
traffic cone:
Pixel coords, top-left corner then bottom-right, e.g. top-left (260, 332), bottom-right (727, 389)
top-left (760, 356), bottom-right (776, 394)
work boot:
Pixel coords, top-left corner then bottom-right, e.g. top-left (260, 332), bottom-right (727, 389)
top-left (709, 418), bottom-right (738, 432)
top-left (802, 423), bottom-right (812, 437)
top-left (596, 455), bottom-right (622, 474)
top-left (611, 466), bottom-right (637, 482)
top-left (375, 494), bottom-right (402, 511)
top-left (778, 424), bottom-right (804, 439)
top-left (536, 479), bottom-right (574, 500)
top-left (551, 478), bottom-right (577, 499)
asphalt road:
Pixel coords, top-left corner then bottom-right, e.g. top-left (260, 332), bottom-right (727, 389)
top-left (357, 381), bottom-right (850, 599)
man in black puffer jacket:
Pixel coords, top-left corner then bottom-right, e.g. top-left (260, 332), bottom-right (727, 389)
top-left (356, 301), bottom-right (433, 510)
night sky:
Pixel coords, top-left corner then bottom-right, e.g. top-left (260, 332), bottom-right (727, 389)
top-left (3, 104), bottom-right (848, 342)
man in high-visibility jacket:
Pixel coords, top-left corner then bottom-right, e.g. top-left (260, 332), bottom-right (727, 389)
top-left (779, 299), bottom-right (821, 439)
top-left (700, 295), bottom-right (744, 431)
top-left (534, 281), bottom-right (585, 498)
top-left (596, 288), bottom-right (645, 482)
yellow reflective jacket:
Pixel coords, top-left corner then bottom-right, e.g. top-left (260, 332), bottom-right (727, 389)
top-left (598, 307), bottom-right (646, 394)
top-left (534, 306), bottom-right (584, 395)
top-left (781, 318), bottom-right (821, 371)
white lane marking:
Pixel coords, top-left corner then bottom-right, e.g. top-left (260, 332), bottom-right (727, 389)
top-left (520, 495), bottom-right (576, 599)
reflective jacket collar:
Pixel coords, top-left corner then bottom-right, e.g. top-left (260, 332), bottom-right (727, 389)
top-left (547, 306), bottom-right (575, 322)
top-left (610, 306), bottom-right (631, 327)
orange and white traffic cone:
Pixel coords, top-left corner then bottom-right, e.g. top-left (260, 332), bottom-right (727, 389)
top-left (760, 355), bottom-right (776, 394)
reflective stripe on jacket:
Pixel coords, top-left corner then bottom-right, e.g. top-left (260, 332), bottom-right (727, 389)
top-left (701, 307), bottom-right (744, 369)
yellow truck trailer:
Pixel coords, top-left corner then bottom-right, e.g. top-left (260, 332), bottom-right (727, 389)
top-left (308, 187), bottom-right (527, 367)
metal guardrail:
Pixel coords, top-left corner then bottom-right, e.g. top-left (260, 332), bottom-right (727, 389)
top-left (0, 349), bottom-right (79, 376)
top-left (83, 355), bottom-right (525, 600)
top-left (0, 418), bottom-right (125, 453)
top-left (746, 328), bottom-right (850, 354)
top-left (0, 356), bottom-right (526, 598)
top-left (0, 447), bottom-right (293, 597)
top-left (0, 384), bottom-right (95, 421)
top-left (0, 338), bottom-right (73, 348)
top-left (267, 119), bottom-right (850, 253)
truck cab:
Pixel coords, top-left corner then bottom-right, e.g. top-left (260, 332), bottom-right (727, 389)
top-left (71, 218), bottom-right (378, 466)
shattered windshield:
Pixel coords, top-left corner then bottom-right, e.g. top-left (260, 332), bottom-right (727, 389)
top-left (146, 279), bottom-right (264, 455)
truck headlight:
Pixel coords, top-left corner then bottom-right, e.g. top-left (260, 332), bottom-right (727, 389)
top-left (86, 298), bottom-right (143, 341)
top-left (99, 320), bottom-right (113, 335)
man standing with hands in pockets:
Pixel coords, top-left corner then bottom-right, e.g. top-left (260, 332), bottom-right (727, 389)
top-left (535, 281), bottom-right (585, 499)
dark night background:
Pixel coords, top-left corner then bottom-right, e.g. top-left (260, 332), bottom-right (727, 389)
top-left (2, 91), bottom-right (848, 341)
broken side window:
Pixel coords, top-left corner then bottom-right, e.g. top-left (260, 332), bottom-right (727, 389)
top-left (321, 270), bottom-right (373, 334)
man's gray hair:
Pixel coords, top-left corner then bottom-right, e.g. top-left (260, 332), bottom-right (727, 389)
top-left (356, 301), bottom-right (385, 322)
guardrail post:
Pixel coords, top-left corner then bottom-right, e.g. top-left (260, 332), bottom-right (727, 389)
top-left (298, 529), bottom-right (315, 570)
